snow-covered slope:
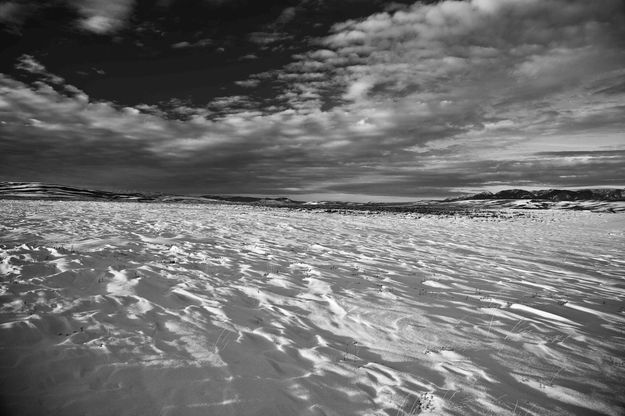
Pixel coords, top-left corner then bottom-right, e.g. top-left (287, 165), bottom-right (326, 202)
top-left (448, 198), bottom-right (625, 213)
top-left (0, 182), bottom-right (151, 201)
top-left (0, 200), bottom-right (624, 415)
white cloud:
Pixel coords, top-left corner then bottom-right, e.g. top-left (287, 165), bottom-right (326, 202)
top-left (74, 0), bottom-right (135, 34)
top-left (0, 0), bottom-right (135, 34)
top-left (235, 79), bottom-right (261, 88)
top-left (15, 54), bottom-right (46, 74)
top-left (274, 6), bottom-right (296, 25)
top-left (277, 0), bottom-right (625, 144)
top-left (80, 15), bottom-right (118, 33)
top-left (249, 31), bottom-right (292, 46)
top-left (171, 38), bottom-right (213, 49)
top-left (171, 41), bottom-right (191, 49)
top-left (0, 2), bottom-right (21, 22)
top-left (343, 78), bottom-right (374, 101)
top-left (15, 54), bottom-right (65, 85)
top-left (0, 1), bottom-right (36, 31)
top-left (3, 2), bottom-right (625, 196)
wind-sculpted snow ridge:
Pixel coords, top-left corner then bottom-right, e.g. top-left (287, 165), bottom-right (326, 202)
top-left (0, 200), bottom-right (624, 416)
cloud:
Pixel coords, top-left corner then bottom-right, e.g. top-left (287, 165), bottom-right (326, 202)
top-left (343, 78), bottom-right (374, 101)
top-left (0, 2), bottom-right (22, 23)
top-left (235, 79), bottom-right (261, 88)
top-left (74, 0), bottom-right (135, 34)
top-left (171, 38), bottom-right (213, 49)
top-left (0, 0), bottom-right (136, 34)
top-left (2, 2), bottom-right (625, 198)
top-left (15, 54), bottom-right (78, 94)
top-left (248, 31), bottom-right (292, 47)
top-left (271, 0), bottom-right (625, 153)
top-left (15, 54), bottom-right (46, 74)
top-left (0, 2), bottom-right (36, 31)
top-left (274, 6), bottom-right (297, 26)
top-left (2, 60), bottom-right (623, 197)
top-left (0, 60), bottom-right (358, 194)
top-left (1, 61), bottom-right (423, 195)
top-left (288, 0), bottom-right (624, 102)
top-left (238, 54), bottom-right (258, 61)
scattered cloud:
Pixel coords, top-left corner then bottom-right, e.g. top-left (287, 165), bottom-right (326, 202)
top-left (0, 0), bottom-right (136, 34)
top-left (266, 0), bottom-right (625, 179)
top-left (2, 1), bottom-right (624, 197)
top-left (0, 1), bottom-right (36, 32)
top-left (274, 6), bottom-right (296, 26)
top-left (235, 79), bottom-right (261, 88)
top-left (74, 0), bottom-right (136, 34)
top-left (171, 41), bottom-right (191, 49)
top-left (171, 38), bottom-right (213, 49)
top-left (15, 54), bottom-right (46, 74)
top-left (248, 31), bottom-right (292, 47)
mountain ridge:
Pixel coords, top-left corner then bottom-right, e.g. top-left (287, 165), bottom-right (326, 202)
top-left (1, 182), bottom-right (624, 213)
top-left (451, 188), bottom-right (625, 202)
top-left (0, 182), bottom-right (298, 204)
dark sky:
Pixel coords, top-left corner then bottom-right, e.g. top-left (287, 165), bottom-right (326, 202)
top-left (1, 0), bottom-right (624, 200)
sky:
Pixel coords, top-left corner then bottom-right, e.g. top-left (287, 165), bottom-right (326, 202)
top-left (0, 0), bottom-right (624, 200)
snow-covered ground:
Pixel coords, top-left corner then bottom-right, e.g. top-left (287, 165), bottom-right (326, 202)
top-left (0, 200), bottom-right (624, 416)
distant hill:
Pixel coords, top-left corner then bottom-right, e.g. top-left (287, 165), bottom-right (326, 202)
top-left (0, 182), bottom-right (301, 205)
top-left (2, 182), bottom-right (624, 213)
top-left (0, 182), bottom-right (155, 201)
top-left (454, 188), bottom-right (625, 202)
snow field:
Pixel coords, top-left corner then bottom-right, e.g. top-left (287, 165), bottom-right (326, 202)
top-left (0, 200), bottom-right (624, 415)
